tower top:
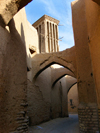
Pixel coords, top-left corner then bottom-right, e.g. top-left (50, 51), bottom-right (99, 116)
top-left (32, 14), bottom-right (60, 27)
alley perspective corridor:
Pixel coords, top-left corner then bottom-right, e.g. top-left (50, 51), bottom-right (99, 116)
top-left (29, 114), bottom-right (79, 133)
top-left (1, 0), bottom-right (100, 133)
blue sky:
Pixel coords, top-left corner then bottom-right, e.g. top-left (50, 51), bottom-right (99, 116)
top-left (25, 0), bottom-right (74, 51)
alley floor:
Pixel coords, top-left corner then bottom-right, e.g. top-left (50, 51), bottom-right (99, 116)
top-left (29, 114), bottom-right (79, 133)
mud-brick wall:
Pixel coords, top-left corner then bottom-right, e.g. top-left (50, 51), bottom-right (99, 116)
top-left (0, 19), bottom-right (28, 133)
top-left (68, 84), bottom-right (78, 113)
top-left (27, 67), bottom-right (51, 125)
top-left (27, 67), bottom-right (68, 126)
top-left (28, 69), bottom-right (51, 125)
top-left (51, 76), bottom-right (68, 118)
top-left (13, 8), bottom-right (39, 71)
top-left (78, 105), bottom-right (99, 132)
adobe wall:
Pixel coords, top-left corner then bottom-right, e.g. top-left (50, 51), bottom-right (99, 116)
top-left (72, 0), bottom-right (100, 132)
top-left (85, 1), bottom-right (100, 130)
top-left (1, 0), bottom-right (100, 132)
top-left (68, 84), bottom-right (78, 113)
top-left (60, 77), bottom-right (69, 117)
top-left (85, 0), bottom-right (100, 107)
top-left (10, 8), bottom-right (70, 126)
top-left (0, 3), bottom-right (78, 131)
top-left (51, 76), bottom-right (68, 119)
top-left (0, 18), bottom-right (27, 132)
top-left (0, 0), bottom-right (32, 27)
top-left (13, 8), bottom-right (39, 70)
top-left (0, 7), bottom-right (39, 133)
top-left (27, 67), bottom-right (69, 126)
top-left (27, 67), bottom-right (51, 125)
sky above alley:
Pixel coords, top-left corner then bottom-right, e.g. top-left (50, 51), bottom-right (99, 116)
top-left (25, 0), bottom-right (74, 51)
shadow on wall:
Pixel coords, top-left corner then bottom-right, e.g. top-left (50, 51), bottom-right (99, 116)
top-left (21, 23), bottom-right (31, 71)
top-left (21, 23), bottom-right (26, 44)
top-left (21, 23), bottom-right (28, 71)
top-left (0, 18), bottom-right (28, 132)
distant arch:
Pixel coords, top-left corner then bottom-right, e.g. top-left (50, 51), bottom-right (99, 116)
top-left (67, 82), bottom-right (77, 94)
top-left (34, 60), bottom-right (75, 80)
top-left (52, 74), bottom-right (75, 87)
top-left (52, 67), bottom-right (76, 87)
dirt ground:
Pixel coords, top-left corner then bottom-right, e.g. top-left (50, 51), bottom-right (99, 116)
top-left (29, 114), bottom-right (79, 133)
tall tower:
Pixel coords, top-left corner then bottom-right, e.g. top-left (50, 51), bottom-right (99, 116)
top-left (32, 15), bottom-right (60, 53)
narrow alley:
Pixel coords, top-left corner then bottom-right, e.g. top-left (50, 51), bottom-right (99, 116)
top-left (29, 114), bottom-right (79, 133)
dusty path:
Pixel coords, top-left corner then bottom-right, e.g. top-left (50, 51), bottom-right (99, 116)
top-left (29, 114), bottom-right (79, 133)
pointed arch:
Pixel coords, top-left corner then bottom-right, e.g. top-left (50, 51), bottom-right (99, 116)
top-left (32, 46), bottom-right (77, 81)
top-left (51, 67), bottom-right (76, 87)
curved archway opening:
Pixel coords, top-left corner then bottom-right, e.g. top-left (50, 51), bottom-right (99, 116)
top-left (0, 0), bottom-right (81, 133)
top-left (52, 75), bottom-right (77, 114)
top-left (15, 0), bottom-right (79, 132)
top-left (67, 82), bottom-right (77, 94)
top-left (34, 61), bottom-right (75, 80)
top-left (52, 74), bottom-right (74, 87)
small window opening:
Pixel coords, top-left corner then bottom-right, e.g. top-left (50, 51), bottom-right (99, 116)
top-left (29, 48), bottom-right (35, 54)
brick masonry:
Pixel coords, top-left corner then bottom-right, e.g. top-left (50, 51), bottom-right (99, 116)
top-left (98, 108), bottom-right (100, 131)
top-left (78, 106), bottom-right (99, 133)
top-left (10, 103), bottom-right (29, 133)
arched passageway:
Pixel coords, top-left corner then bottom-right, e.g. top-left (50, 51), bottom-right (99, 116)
top-left (51, 72), bottom-right (77, 117)
top-left (32, 46), bottom-right (76, 80)
top-left (51, 67), bottom-right (76, 87)
top-left (1, 0), bottom-right (100, 133)
top-left (29, 74), bottom-right (79, 133)
top-left (67, 82), bottom-right (77, 94)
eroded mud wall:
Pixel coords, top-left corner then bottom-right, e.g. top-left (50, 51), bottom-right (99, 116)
top-left (27, 67), bottom-right (68, 126)
top-left (0, 19), bottom-right (27, 132)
